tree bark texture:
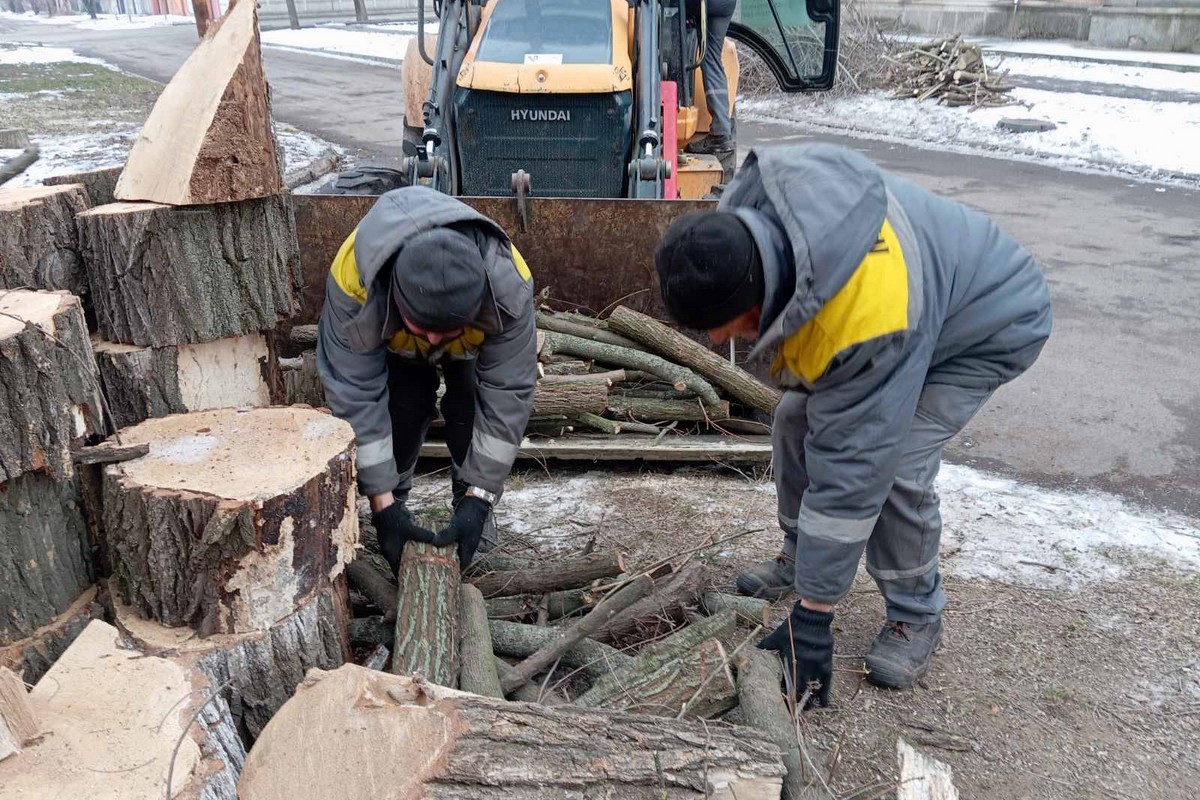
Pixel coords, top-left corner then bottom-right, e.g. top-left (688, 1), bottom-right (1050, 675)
top-left (484, 588), bottom-right (590, 621)
top-left (101, 408), bottom-right (357, 635)
top-left (0, 585), bottom-right (101, 684)
top-left (593, 562), bottom-right (710, 645)
top-left (77, 197), bottom-right (300, 347)
top-left (110, 581), bottom-right (350, 745)
top-left (346, 556), bottom-right (398, 621)
top-left (702, 591), bottom-right (772, 627)
top-left (736, 648), bottom-right (823, 800)
top-left (541, 331), bottom-right (723, 408)
top-left (238, 667), bottom-right (785, 800)
top-left (0, 291), bottom-right (102, 483)
top-left (44, 165), bottom-right (121, 207)
top-left (532, 378), bottom-right (608, 417)
top-left (607, 395), bottom-right (730, 423)
top-left (0, 185), bottom-right (90, 296)
top-left (608, 306), bottom-right (782, 414)
top-left (488, 620), bottom-right (632, 681)
top-left (347, 615), bottom-right (391, 648)
top-left (457, 584), bottom-right (503, 698)
top-left (536, 312), bottom-right (647, 351)
top-left (392, 542), bottom-right (460, 687)
top-left (92, 338), bottom-right (185, 428)
top-left (282, 348), bottom-right (325, 406)
top-left (540, 358), bottom-right (592, 375)
top-left (0, 472), bottom-right (92, 645)
top-left (469, 551), bottom-right (623, 598)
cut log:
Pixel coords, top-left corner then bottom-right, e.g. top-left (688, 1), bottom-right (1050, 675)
top-left (702, 591), bottom-right (771, 626)
top-left (457, 584), bottom-right (503, 698)
top-left (540, 369), bottom-right (626, 386)
top-left (392, 543), bottom-right (460, 687)
top-left (574, 410), bottom-right (623, 434)
top-left (532, 378), bottom-right (608, 417)
top-left (0, 666), bottom-right (41, 761)
top-left (493, 657), bottom-right (562, 704)
top-left (0, 290), bottom-right (103, 483)
top-left (281, 348), bottom-right (325, 406)
top-left (897, 738), bottom-right (960, 800)
top-left (484, 588), bottom-right (590, 621)
top-left (93, 333), bottom-right (273, 428)
top-left (609, 306), bottom-right (783, 414)
top-left (346, 557), bottom-right (398, 620)
top-left (238, 666), bottom-right (785, 800)
top-left (540, 358), bottom-right (592, 375)
top-left (102, 407), bottom-right (358, 635)
top-left (77, 198), bottom-right (300, 346)
top-left (114, 0), bottom-right (284, 205)
top-left (469, 551), bottom-right (623, 598)
top-left (0, 620), bottom-right (244, 800)
top-left (0, 472), bottom-right (92, 645)
top-left (44, 165), bottom-right (122, 207)
top-left (0, 185), bottom-right (90, 296)
top-left (593, 561), bottom-right (709, 645)
top-left (541, 330), bottom-right (724, 408)
top-left (607, 394), bottom-right (730, 422)
top-left (536, 311), bottom-right (648, 351)
top-left (109, 580), bottom-right (349, 744)
top-left (0, 586), bottom-right (102, 685)
top-left (288, 323), bottom-right (318, 348)
top-left (488, 619), bottom-right (632, 680)
top-left (347, 615), bottom-right (391, 648)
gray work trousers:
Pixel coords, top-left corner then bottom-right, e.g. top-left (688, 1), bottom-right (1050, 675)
top-left (775, 382), bottom-right (994, 625)
top-left (701, 0), bottom-right (737, 137)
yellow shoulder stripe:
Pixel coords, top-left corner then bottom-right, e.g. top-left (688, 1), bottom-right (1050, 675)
top-left (511, 244), bottom-right (532, 281)
top-left (330, 227), bottom-right (367, 304)
top-left (774, 220), bottom-right (909, 385)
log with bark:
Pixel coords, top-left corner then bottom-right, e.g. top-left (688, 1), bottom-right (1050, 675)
top-left (101, 407), bottom-right (358, 635)
top-left (237, 665), bottom-right (786, 800)
top-left (0, 290), bottom-right (103, 483)
top-left (540, 358), bottom-right (592, 375)
top-left (115, 0), bottom-right (284, 205)
top-left (607, 394), bottom-right (730, 422)
top-left (488, 620), bottom-right (632, 681)
top-left (702, 591), bottom-right (772, 627)
top-left (0, 185), bottom-right (90, 296)
top-left (531, 377), bottom-right (608, 417)
top-left (76, 197), bottom-right (300, 347)
top-left (469, 551), bottom-right (623, 598)
top-left (0, 620), bottom-right (244, 800)
top-left (44, 165), bottom-right (121, 206)
top-left (536, 311), bottom-right (648, 351)
top-left (0, 586), bottom-right (103, 685)
top-left (347, 615), bottom-right (392, 648)
top-left (392, 542), bottom-right (460, 687)
top-left (484, 588), bottom-right (591, 621)
top-left (0, 666), bottom-right (40, 761)
top-left (93, 332), bottom-right (273, 427)
top-left (609, 306), bottom-right (782, 414)
top-left (281, 348), bottom-right (325, 406)
top-left (346, 557), bottom-right (398, 621)
top-left (457, 584), bottom-right (503, 698)
top-left (593, 561), bottom-right (709, 645)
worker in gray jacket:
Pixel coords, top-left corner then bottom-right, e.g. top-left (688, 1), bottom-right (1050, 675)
top-left (653, 144), bottom-right (1052, 700)
top-left (317, 187), bottom-right (537, 573)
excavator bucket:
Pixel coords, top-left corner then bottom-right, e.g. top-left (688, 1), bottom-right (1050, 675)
top-left (291, 194), bottom-right (715, 325)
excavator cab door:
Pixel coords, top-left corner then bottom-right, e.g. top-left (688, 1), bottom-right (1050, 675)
top-left (727, 0), bottom-right (840, 91)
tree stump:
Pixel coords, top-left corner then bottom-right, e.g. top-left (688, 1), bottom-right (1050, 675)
top-left (94, 333), bottom-right (273, 428)
top-left (44, 165), bottom-right (122, 206)
top-left (0, 586), bottom-right (102, 685)
top-left (108, 580), bottom-right (350, 744)
top-left (0, 185), bottom-right (90, 296)
top-left (392, 542), bottom-right (460, 687)
top-left (0, 290), bottom-right (103, 483)
top-left (101, 407), bottom-right (358, 635)
top-left (76, 198), bottom-right (300, 347)
top-left (0, 620), bottom-right (244, 800)
top-left (238, 666), bottom-right (786, 800)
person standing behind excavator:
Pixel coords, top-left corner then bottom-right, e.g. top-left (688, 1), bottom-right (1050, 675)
top-left (653, 143), bottom-right (1052, 700)
top-left (317, 187), bottom-right (537, 574)
top-left (688, 0), bottom-right (738, 155)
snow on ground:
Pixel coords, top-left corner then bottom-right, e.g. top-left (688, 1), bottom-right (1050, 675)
top-left (261, 26), bottom-right (412, 64)
top-left (0, 42), bottom-right (113, 66)
top-left (497, 463), bottom-right (1200, 591)
top-left (978, 36), bottom-right (1200, 71)
top-left (743, 87), bottom-right (1200, 182)
top-left (0, 10), bottom-right (193, 28)
top-left (1002, 55), bottom-right (1200, 94)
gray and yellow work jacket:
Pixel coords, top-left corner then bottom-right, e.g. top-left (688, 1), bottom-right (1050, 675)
top-left (316, 187), bottom-right (537, 498)
top-left (721, 144), bottom-right (1052, 603)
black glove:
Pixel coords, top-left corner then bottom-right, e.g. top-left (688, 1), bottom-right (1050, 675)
top-left (372, 502), bottom-right (436, 574)
top-left (757, 601), bottom-right (835, 708)
top-left (433, 495), bottom-right (490, 569)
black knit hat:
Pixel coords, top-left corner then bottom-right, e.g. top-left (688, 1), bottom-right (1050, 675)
top-left (390, 227), bottom-right (487, 332)
top-left (654, 211), bottom-right (764, 330)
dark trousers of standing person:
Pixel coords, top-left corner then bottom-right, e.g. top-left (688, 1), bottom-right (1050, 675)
top-left (386, 353), bottom-right (477, 505)
top-left (702, 0), bottom-right (738, 138)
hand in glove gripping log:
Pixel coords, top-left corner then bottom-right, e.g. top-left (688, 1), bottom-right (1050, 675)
top-left (372, 496), bottom-right (490, 573)
top-left (757, 601), bottom-right (835, 708)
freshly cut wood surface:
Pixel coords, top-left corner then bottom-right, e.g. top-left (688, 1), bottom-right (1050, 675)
top-left (897, 738), bottom-right (960, 800)
top-left (102, 407), bottom-right (358, 634)
top-left (237, 665), bottom-right (785, 800)
top-left (77, 198), bottom-right (299, 346)
top-left (0, 586), bottom-right (102, 685)
top-left (0, 621), bottom-right (244, 800)
top-left (0, 184), bottom-right (90, 296)
top-left (0, 290), bottom-right (102, 483)
top-left (114, 0), bottom-right (283, 205)
top-left (0, 666), bottom-right (41, 761)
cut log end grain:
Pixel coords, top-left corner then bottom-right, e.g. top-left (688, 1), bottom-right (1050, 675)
top-left (102, 407), bottom-right (358, 635)
top-left (0, 184), bottom-right (90, 296)
top-left (0, 666), bottom-right (42, 760)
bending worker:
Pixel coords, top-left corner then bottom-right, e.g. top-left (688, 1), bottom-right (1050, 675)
top-left (687, 0), bottom-right (737, 155)
top-left (317, 186), bottom-right (537, 573)
top-left (654, 144), bottom-right (1052, 699)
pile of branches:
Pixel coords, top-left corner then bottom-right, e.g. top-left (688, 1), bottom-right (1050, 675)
top-left (885, 36), bottom-right (1015, 108)
top-left (530, 304), bottom-right (779, 439)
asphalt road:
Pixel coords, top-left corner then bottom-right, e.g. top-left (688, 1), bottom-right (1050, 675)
top-left (4, 20), bottom-right (1200, 516)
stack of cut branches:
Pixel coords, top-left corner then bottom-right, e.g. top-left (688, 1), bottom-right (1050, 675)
top-left (531, 305), bottom-right (779, 438)
top-left (885, 36), bottom-right (1015, 108)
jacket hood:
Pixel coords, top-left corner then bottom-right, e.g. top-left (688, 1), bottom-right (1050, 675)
top-left (719, 144), bottom-right (887, 357)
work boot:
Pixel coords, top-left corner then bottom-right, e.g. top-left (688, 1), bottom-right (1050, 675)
top-left (865, 619), bottom-right (944, 689)
top-left (735, 553), bottom-right (795, 600)
top-left (685, 133), bottom-right (734, 155)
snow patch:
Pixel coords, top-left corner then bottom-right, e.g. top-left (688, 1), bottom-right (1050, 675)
top-left (261, 27), bottom-right (412, 62)
top-left (0, 43), bottom-right (113, 66)
top-left (1002, 56), bottom-right (1200, 95)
